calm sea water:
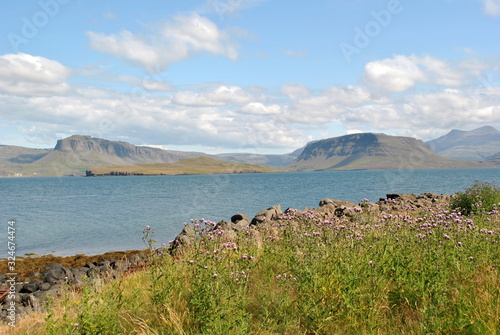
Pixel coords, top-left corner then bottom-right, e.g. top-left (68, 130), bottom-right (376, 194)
top-left (1, 168), bottom-right (499, 257)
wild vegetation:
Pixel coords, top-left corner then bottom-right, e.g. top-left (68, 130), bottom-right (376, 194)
top-left (2, 182), bottom-right (500, 334)
top-left (86, 157), bottom-right (282, 176)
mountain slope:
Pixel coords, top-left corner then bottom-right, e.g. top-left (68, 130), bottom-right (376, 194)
top-left (0, 145), bottom-right (52, 176)
top-left (487, 152), bottom-right (500, 164)
top-left (287, 133), bottom-right (492, 171)
top-left (6, 135), bottom-right (209, 177)
top-left (426, 126), bottom-right (500, 161)
top-left (215, 153), bottom-right (296, 168)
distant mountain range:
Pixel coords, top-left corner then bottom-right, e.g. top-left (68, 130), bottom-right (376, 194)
top-left (0, 135), bottom-right (295, 177)
top-left (426, 126), bottom-right (500, 161)
top-left (0, 127), bottom-right (498, 177)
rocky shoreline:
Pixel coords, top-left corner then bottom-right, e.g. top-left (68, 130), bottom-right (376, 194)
top-left (0, 192), bottom-right (452, 323)
top-left (170, 192), bottom-right (452, 250)
top-left (0, 251), bottom-right (148, 321)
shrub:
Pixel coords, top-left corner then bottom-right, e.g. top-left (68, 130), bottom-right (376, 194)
top-left (451, 181), bottom-right (500, 215)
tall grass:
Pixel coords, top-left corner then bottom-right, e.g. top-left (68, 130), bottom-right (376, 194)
top-left (4, 184), bottom-right (500, 334)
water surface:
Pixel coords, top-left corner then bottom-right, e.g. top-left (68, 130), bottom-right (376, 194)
top-left (1, 168), bottom-right (498, 256)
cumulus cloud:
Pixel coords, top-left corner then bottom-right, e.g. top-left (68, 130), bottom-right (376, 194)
top-left (481, 0), bottom-right (500, 16)
top-left (364, 55), bottom-right (468, 93)
top-left (0, 53), bottom-right (70, 95)
top-left (172, 85), bottom-right (252, 106)
top-left (239, 102), bottom-right (282, 115)
top-left (0, 83), bottom-right (305, 151)
top-left (281, 85), bottom-right (372, 124)
top-left (364, 55), bottom-right (425, 93)
top-left (1, 50), bottom-right (498, 152)
top-left (341, 87), bottom-right (500, 140)
top-left (87, 13), bottom-right (237, 72)
top-left (281, 83), bottom-right (310, 99)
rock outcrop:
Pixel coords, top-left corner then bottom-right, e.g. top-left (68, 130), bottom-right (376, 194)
top-left (170, 192), bottom-right (453, 253)
top-left (0, 254), bottom-right (148, 321)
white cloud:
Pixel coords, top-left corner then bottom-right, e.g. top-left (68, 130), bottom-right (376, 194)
top-left (364, 55), bottom-right (468, 93)
top-left (172, 85), bottom-right (252, 106)
top-left (364, 55), bottom-right (426, 93)
top-left (0, 53), bottom-right (70, 96)
top-left (172, 91), bottom-right (225, 106)
top-left (87, 13), bottom-right (237, 72)
top-left (1, 50), bottom-right (498, 152)
top-left (481, 0), bottom-right (500, 16)
top-left (0, 84), bottom-right (305, 151)
top-left (281, 83), bottom-right (311, 99)
top-left (280, 85), bottom-right (372, 124)
top-left (240, 102), bottom-right (282, 115)
top-left (341, 87), bottom-right (500, 140)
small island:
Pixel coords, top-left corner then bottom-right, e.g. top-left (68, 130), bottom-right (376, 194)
top-left (85, 157), bottom-right (283, 176)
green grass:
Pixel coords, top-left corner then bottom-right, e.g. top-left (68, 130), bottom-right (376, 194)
top-left (6, 185), bottom-right (499, 334)
top-left (451, 180), bottom-right (500, 215)
top-left (87, 157), bottom-right (282, 176)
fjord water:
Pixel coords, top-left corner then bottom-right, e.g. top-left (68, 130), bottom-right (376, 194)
top-left (1, 169), bottom-right (499, 257)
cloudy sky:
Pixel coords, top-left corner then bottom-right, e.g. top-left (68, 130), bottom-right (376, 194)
top-left (0, 0), bottom-right (499, 154)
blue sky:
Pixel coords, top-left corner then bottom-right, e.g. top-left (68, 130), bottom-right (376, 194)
top-left (0, 0), bottom-right (499, 154)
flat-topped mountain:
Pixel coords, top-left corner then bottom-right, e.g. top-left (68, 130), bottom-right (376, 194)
top-left (50, 135), bottom-right (208, 165)
top-left (286, 133), bottom-right (492, 171)
top-left (1, 135), bottom-right (208, 177)
top-left (426, 126), bottom-right (500, 161)
top-left (1, 130), bottom-right (498, 177)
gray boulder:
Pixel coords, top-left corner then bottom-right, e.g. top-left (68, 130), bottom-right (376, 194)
top-left (230, 213), bottom-right (251, 231)
top-left (251, 205), bottom-right (283, 225)
top-left (44, 264), bottom-right (73, 285)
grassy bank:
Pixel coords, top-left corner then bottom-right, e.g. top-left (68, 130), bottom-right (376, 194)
top-left (86, 157), bottom-right (282, 176)
top-left (2, 183), bottom-right (500, 334)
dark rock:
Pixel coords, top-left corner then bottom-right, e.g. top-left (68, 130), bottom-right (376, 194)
top-left (360, 201), bottom-right (380, 214)
top-left (23, 294), bottom-right (42, 311)
top-left (172, 224), bottom-right (197, 248)
top-left (39, 282), bottom-right (52, 291)
top-left (71, 268), bottom-right (86, 286)
top-left (319, 198), bottom-right (335, 207)
top-left (44, 264), bottom-right (73, 285)
top-left (20, 280), bottom-right (42, 294)
top-left (129, 254), bottom-right (147, 266)
top-left (44, 284), bottom-right (62, 298)
top-left (231, 213), bottom-right (249, 224)
top-left (111, 259), bottom-right (129, 272)
top-left (251, 205), bottom-right (283, 225)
